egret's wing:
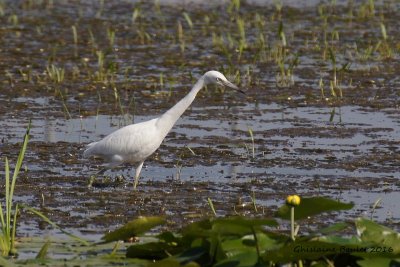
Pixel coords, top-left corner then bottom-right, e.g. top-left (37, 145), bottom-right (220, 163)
top-left (83, 119), bottom-right (162, 163)
top-left (83, 141), bottom-right (98, 158)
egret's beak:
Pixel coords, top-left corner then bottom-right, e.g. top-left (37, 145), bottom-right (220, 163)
top-left (222, 80), bottom-right (246, 94)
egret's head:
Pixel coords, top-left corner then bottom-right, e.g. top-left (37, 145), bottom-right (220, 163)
top-left (203, 70), bottom-right (241, 92)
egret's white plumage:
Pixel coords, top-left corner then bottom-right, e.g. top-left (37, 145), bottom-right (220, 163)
top-left (83, 70), bottom-right (240, 189)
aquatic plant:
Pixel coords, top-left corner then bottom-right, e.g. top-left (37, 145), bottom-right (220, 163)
top-left (278, 21), bottom-right (287, 47)
top-left (286, 194), bottom-right (301, 241)
top-left (131, 7), bottom-right (141, 24)
top-left (95, 50), bottom-right (105, 81)
top-left (0, 123), bottom-right (30, 256)
top-left (20, 205), bottom-right (89, 246)
top-left (17, 67), bottom-right (32, 83)
top-left (248, 127), bottom-right (255, 159)
top-left (71, 25), bottom-right (78, 57)
top-left (357, 0), bottom-right (376, 19)
top-left (46, 64), bottom-right (65, 84)
top-left (207, 198), bottom-right (217, 217)
top-left (0, 194), bottom-right (397, 266)
top-left (88, 28), bottom-right (98, 52)
top-left (236, 17), bottom-right (247, 60)
top-left (8, 14), bottom-right (18, 26)
top-left (177, 20), bottom-right (185, 54)
top-left (276, 53), bottom-right (298, 87)
top-left (71, 25), bottom-right (78, 45)
top-left (80, 196), bottom-right (397, 267)
top-left (136, 24), bottom-right (152, 45)
top-left (319, 78), bottom-right (326, 99)
top-left (228, 0), bottom-right (240, 14)
top-left (328, 48), bottom-right (339, 98)
top-left (250, 191), bottom-right (258, 213)
top-left (0, 0), bottom-right (399, 265)
top-left (0, 1), bottom-right (4, 16)
top-left (55, 87), bottom-right (72, 119)
top-left (96, 0), bottom-right (104, 18)
top-left (376, 22), bottom-right (394, 59)
top-left (182, 12), bottom-right (193, 31)
top-left (107, 27), bottom-right (116, 48)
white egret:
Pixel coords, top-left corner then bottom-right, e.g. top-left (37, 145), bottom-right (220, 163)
top-left (83, 70), bottom-right (241, 189)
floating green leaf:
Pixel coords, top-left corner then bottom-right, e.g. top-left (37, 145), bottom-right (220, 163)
top-left (35, 241), bottom-right (50, 259)
top-left (262, 240), bottom-right (343, 263)
top-left (209, 234), bottom-right (226, 262)
top-left (103, 216), bottom-right (166, 243)
top-left (355, 218), bottom-right (400, 255)
top-left (181, 219), bottom-right (213, 239)
top-left (214, 250), bottom-right (258, 267)
top-left (211, 217), bottom-right (278, 236)
top-left (317, 222), bottom-right (351, 235)
top-left (276, 197), bottom-right (354, 220)
top-left (314, 235), bottom-right (362, 246)
top-left (0, 255), bottom-right (15, 267)
top-left (221, 232), bottom-right (279, 257)
top-left (126, 242), bottom-right (173, 260)
top-left (173, 247), bottom-right (206, 266)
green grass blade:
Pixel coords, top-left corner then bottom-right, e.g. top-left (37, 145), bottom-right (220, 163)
top-left (10, 204), bottom-right (18, 254)
top-left (248, 127), bottom-right (255, 158)
top-left (328, 47), bottom-right (336, 65)
top-left (182, 12), bottom-right (193, 30)
top-left (207, 198), bottom-right (217, 217)
top-left (6, 122), bottom-right (30, 245)
top-left (102, 216), bottom-right (166, 243)
top-left (35, 240), bottom-right (50, 259)
top-left (0, 158), bottom-right (8, 231)
top-left (5, 156), bottom-right (10, 237)
top-left (10, 122), bottom-right (31, 205)
top-left (380, 23), bottom-right (387, 41)
top-left (20, 205), bottom-right (90, 246)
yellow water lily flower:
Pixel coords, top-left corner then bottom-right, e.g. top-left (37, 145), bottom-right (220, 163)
top-left (286, 195), bottom-right (301, 206)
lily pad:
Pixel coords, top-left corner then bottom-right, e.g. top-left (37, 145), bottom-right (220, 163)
top-left (355, 218), bottom-right (400, 255)
top-left (103, 216), bottom-right (166, 243)
top-left (277, 197), bottom-right (354, 220)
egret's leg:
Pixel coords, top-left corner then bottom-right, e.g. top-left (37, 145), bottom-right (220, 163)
top-left (133, 161), bottom-right (144, 190)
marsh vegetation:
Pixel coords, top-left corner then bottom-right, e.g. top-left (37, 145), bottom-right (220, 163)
top-left (0, 0), bottom-right (399, 266)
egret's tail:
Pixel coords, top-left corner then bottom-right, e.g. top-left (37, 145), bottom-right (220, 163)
top-left (83, 142), bottom-right (98, 158)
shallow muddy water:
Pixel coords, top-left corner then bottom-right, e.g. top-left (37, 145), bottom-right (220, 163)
top-left (0, 0), bottom-right (399, 247)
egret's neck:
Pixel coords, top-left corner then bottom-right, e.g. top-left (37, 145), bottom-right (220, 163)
top-left (156, 77), bottom-right (205, 135)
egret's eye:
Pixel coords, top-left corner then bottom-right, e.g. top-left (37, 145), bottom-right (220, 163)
top-left (216, 77), bottom-right (221, 82)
